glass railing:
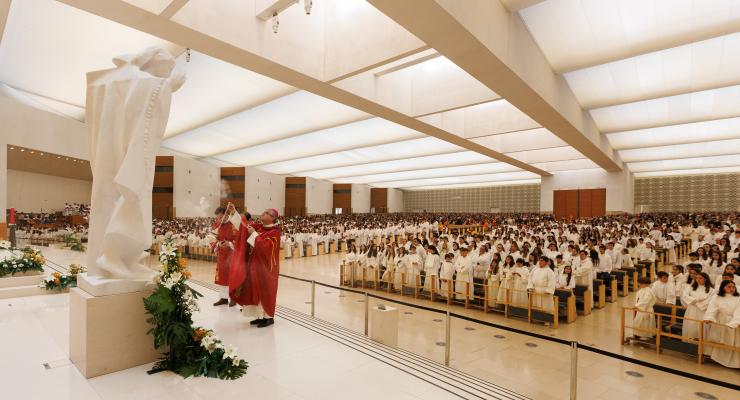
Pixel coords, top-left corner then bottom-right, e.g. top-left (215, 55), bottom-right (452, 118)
top-left (277, 272), bottom-right (740, 400)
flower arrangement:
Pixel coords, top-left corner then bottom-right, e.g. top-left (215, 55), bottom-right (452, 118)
top-left (38, 264), bottom-right (87, 291)
top-left (144, 237), bottom-right (248, 379)
top-left (0, 240), bottom-right (12, 250)
top-left (59, 233), bottom-right (86, 252)
top-left (0, 247), bottom-right (46, 278)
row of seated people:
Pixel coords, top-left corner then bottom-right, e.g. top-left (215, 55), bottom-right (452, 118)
top-left (338, 233), bottom-right (696, 327)
top-left (628, 265), bottom-right (740, 368)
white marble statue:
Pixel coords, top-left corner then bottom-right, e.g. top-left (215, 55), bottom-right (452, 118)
top-left (79, 47), bottom-right (185, 295)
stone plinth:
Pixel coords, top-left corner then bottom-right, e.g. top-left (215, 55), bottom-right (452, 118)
top-left (69, 287), bottom-right (160, 378)
top-left (370, 305), bottom-right (399, 347)
top-left (0, 270), bottom-right (45, 299)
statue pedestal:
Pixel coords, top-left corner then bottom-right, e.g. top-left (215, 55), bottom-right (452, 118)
top-left (0, 270), bottom-right (45, 299)
top-left (69, 287), bottom-right (160, 378)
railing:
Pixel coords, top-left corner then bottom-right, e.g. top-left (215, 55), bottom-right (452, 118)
top-left (278, 272), bottom-right (740, 399)
top-left (621, 305), bottom-right (740, 366)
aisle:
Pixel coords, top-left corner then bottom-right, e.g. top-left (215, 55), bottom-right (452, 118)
top-left (0, 282), bottom-right (467, 400)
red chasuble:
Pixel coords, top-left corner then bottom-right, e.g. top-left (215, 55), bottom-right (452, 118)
top-left (229, 216), bottom-right (281, 316)
top-left (211, 221), bottom-right (235, 286)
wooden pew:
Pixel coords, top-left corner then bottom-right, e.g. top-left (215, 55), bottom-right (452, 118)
top-left (554, 289), bottom-right (577, 324)
top-left (611, 269), bottom-right (629, 297)
top-left (573, 285), bottom-right (592, 315)
top-left (593, 279), bottom-right (606, 309)
top-left (605, 275), bottom-right (619, 302)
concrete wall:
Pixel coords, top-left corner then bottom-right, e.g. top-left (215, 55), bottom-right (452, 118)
top-left (351, 184), bottom-right (371, 213)
top-left (305, 177), bottom-right (333, 215)
top-left (246, 167), bottom-right (286, 216)
top-left (388, 188), bottom-right (404, 213)
top-left (6, 169), bottom-right (91, 212)
top-left (173, 156), bottom-right (221, 218)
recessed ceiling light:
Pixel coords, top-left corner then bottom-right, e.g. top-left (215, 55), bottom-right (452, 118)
top-left (65, 157), bottom-right (69, 160)
top-left (39, 153), bottom-right (44, 156)
top-left (57, 156), bottom-right (61, 159)
top-left (9, 147), bottom-right (14, 150)
top-left (29, 151), bottom-right (34, 154)
top-left (20, 149), bottom-right (24, 152)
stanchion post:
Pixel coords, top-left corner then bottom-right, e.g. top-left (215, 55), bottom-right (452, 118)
top-left (444, 310), bottom-right (451, 367)
top-left (364, 292), bottom-right (369, 336)
top-left (570, 341), bottom-right (578, 400)
top-left (310, 280), bottom-right (316, 318)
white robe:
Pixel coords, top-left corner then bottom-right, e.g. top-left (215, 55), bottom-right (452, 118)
top-left (439, 261), bottom-right (455, 297)
top-left (633, 287), bottom-right (656, 338)
top-left (573, 257), bottom-right (594, 292)
top-left (508, 266), bottom-right (530, 307)
top-left (527, 266), bottom-right (556, 312)
top-left (681, 285), bottom-right (715, 339)
top-left (704, 295), bottom-right (740, 368)
top-left (423, 254), bottom-right (441, 291)
top-left (454, 255), bottom-right (474, 300)
top-left (650, 280), bottom-right (676, 305)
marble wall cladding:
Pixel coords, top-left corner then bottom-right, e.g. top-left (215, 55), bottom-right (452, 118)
top-left (403, 184), bottom-right (541, 213)
top-left (634, 173), bottom-right (740, 212)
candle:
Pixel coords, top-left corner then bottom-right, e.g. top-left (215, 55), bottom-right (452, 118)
top-left (9, 208), bottom-right (14, 225)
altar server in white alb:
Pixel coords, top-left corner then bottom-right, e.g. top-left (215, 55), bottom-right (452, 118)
top-left (454, 247), bottom-right (474, 300)
top-left (527, 256), bottom-right (556, 312)
top-left (703, 280), bottom-right (740, 368)
top-left (632, 277), bottom-right (657, 340)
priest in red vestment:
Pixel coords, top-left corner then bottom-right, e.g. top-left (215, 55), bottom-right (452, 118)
top-left (211, 207), bottom-right (235, 307)
top-left (227, 205), bottom-right (281, 328)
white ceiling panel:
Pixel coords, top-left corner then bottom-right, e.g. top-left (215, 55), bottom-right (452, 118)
top-left (404, 179), bottom-right (542, 191)
top-left (122, 0), bottom-right (172, 14)
top-left (507, 145), bottom-right (585, 164)
top-left (619, 138), bottom-right (740, 163)
top-left (258, 137), bottom-right (464, 175)
top-left (521, 0), bottom-right (740, 73)
top-left (166, 50), bottom-right (295, 136)
top-left (533, 158), bottom-right (600, 172)
top-left (371, 171), bottom-right (541, 188)
top-left (471, 128), bottom-right (567, 153)
top-left (162, 91), bottom-right (369, 157)
top-left (628, 154), bottom-right (740, 172)
top-left (0, 0), bottom-right (179, 108)
top-left (565, 32), bottom-right (740, 109)
top-left (607, 116), bottom-right (740, 150)
top-left (214, 117), bottom-right (423, 166)
top-left (590, 84), bottom-right (740, 133)
top-left (332, 162), bottom-right (521, 184)
top-left (418, 99), bottom-right (540, 139)
top-left (301, 151), bottom-right (493, 180)
top-left (634, 166), bottom-right (740, 177)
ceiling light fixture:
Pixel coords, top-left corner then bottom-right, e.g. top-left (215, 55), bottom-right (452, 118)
top-left (20, 149), bottom-right (24, 152)
top-left (185, 48), bottom-right (191, 63)
top-left (272, 12), bottom-right (279, 33)
top-left (304, 0), bottom-right (312, 15)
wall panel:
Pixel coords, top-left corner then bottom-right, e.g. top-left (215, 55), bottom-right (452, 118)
top-left (333, 183), bottom-right (352, 214)
top-left (635, 174), bottom-right (739, 212)
top-left (371, 188), bottom-right (388, 213)
top-left (404, 184), bottom-right (540, 212)
top-left (153, 156), bottom-right (174, 219)
top-left (285, 177), bottom-right (307, 217)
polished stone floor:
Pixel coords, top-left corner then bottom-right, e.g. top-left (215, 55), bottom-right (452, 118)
top-left (3, 244), bottom-right (737, 400)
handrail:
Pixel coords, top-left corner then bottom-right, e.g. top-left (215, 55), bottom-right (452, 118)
top-left (279, 271), bottom-right (740, 392)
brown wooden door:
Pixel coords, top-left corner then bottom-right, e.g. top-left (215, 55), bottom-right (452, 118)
top-left (578, 189), bottom-right (593, 218)
top-left (553, 190), bottom-right (567, 219)
top-left (564, 190), bottom-right (579, 219)
top-left (591, 188), bottom-right (606, 217)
